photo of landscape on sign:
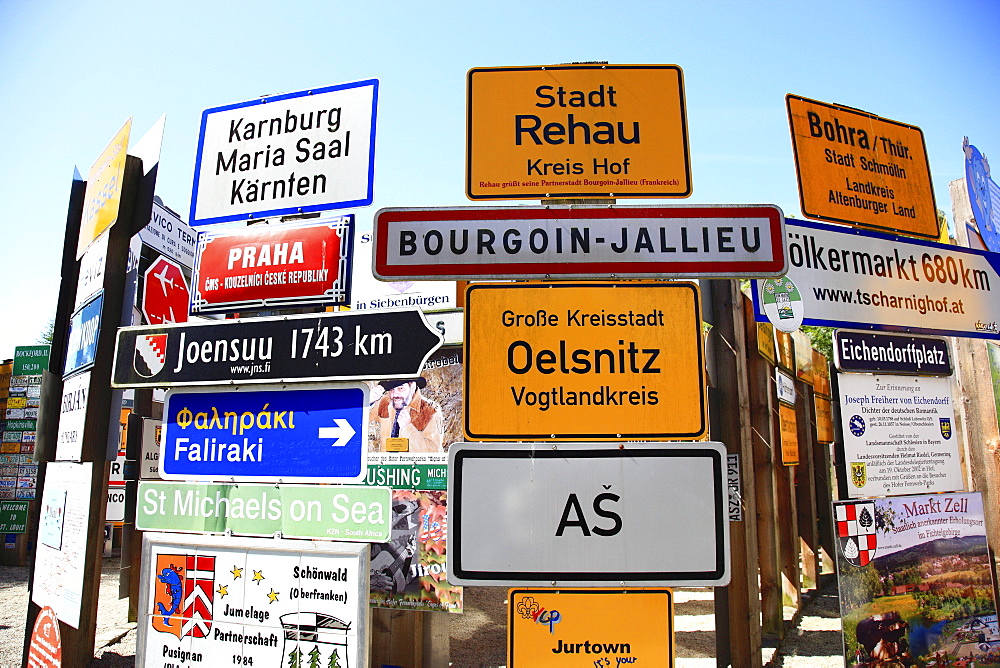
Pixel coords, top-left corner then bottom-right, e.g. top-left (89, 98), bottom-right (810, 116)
top-left (835, 493), bottom-right (999, 666)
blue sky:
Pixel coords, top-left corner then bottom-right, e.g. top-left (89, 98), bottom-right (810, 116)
top-left (0, 0), bottom-right (998, 360)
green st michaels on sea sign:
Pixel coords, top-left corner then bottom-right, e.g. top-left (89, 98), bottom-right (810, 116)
top-left (136, 481), bottom-right (391, 542)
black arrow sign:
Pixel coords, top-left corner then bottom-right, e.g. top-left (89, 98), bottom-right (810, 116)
top-left (112, 308), bottom-right (442, 387)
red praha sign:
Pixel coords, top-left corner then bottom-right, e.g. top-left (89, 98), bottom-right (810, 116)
top-left (191, 216), bottom-right (354, 314)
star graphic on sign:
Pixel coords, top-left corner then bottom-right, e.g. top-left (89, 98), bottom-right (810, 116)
top-left (267, 589), bottom-right (279, 603)
top-left (217, 585), bottom-right (229, 597)
top-left (231, 566), bottom-right (243, 579)
top-left (252, 570), bottom-right (265, 585)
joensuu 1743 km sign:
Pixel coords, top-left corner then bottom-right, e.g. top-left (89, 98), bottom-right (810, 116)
top-left (112, 308), bottom-right (442, 387)
top-left (373, 204), bottom-right (786, 279)
top-left (191, 215), bottom-right (354, 314)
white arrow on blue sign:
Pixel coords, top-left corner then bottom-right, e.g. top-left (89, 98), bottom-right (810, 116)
top-left (160, 383), bottom-right (369, 483)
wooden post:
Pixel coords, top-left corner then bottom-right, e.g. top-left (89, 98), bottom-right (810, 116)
top-left (705, 280), bottom-right (761, 668)
top-left (795, 384), bottom-right (820, 592)
top-left (744, 301), bottom-right (783, 637)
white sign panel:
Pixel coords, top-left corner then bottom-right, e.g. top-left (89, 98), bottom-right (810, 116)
top-left (106, 485), bottom-right (126, 523)
top-left (140, 417), bottom-right (162, 480)
top-left (138, 533), bottom-right (369, 668)
top-left (776, 369), bottom-right (797, 405)
top-left (351, 228), bottom-right (456, 312)
top-left (32, 462), bottom-right (94, 628)
top-left (448, 442), bottom-right (729, 586)
top-left (838, 373), bottom-right (962, 498)
top-left (74, 230), bottom-right (108, 311)
top-left (138, 202), bottom-right (198, 267)
top-left (190, 80), bottom-right (378, 226)
top-left (753, 218), bottom-right (1000, 339)
top-left (56, 371), bottom-right (90, 461)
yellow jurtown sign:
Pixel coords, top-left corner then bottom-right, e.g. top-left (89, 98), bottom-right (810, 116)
top-left (786, 95), bottom-right (938, 239)
top-left (508, 588), bottom-right (674, 667)
top-left (78, 117), bottom-right (132, 258)
top-left (464, 282), bottom-right (705, 440)
top-left (467, 65), bottom-right (690, 200)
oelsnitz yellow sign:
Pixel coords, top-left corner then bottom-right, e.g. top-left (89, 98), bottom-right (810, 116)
top-left (464, 282), bottom-right (705, 440)
top-left (467, 65), bottom-right (690, 200)
top-left (508, 588), bottom-right (674, 667)
top-left (787, 94), bottom-right (938, 240)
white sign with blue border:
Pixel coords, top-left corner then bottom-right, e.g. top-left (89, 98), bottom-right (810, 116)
top-left (189, 79), bottom-right (378, 226)
top-left (753, 218), bottom-right (1000, 339)
top-left (64, 291), bottom-right (103, 377)
top-left (161, 383), bottom-right (368, 483)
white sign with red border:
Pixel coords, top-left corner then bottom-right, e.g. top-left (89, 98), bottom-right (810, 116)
top-left (192, 216), bottom-right (354, 315)
top-left (374, 204), bottom-right (786, 280)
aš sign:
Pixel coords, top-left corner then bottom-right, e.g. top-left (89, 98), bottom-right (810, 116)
top-left (192, 216), bottom-right (354, 314)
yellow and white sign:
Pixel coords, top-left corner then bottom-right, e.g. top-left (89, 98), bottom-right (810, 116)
top-left (78, 118), bottom-right (132, 258)
top-left (467, 65), bottom-right (690, 200)
top-left (464, 282), bottom-right (705, 440)
top-left (779, 402), bottom-right (799, 465)
top-left (787, 95), bottom-right (937, 239)
top-left (508, 588), bottom-right (674, 667)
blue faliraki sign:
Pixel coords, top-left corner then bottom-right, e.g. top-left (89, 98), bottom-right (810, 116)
top-left (161, 383), bottom-right (368, 483)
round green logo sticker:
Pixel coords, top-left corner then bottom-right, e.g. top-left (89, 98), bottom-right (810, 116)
top-left (760, 277), bottom-right (803, 333)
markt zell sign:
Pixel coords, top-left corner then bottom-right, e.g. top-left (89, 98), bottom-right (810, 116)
top-left (189, 80), bottom-right (378, 226)
top-left (467, 64), bottom-right (690, 200)
top-left (112, 308), bottom-right (442, 387)
top-left (464, 282), bottom-right (706, 440)
top-left (787, 94), bottom-right (938, 239)
top-left (192, 216), bottom-right (354, 314)
top-left (374, 204), bottom-right (786, 279)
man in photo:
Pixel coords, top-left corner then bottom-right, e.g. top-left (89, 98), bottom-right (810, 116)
top-left (369, 377), bottom-right (444, 452)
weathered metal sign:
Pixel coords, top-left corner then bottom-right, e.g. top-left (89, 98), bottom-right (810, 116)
top-left (191, 216), bottom-right (354, 314)
top-left (834, 330), bottom-right (952, 376)
top-left (752, 218), bottom-right (1000, 339)
top-left (161, 384), bottom-right (368, 482)
top-left (373, 205), bottom-right (786, 279)
top-left (112, 308), bottom-right (442, 387)
top-left (189, 80), bottom-right (378, 226)
top-left (787, 94), bottom-right (937, 239)
top-left (137, 481), bottom-right (390, 541)
top-left (448, 442), bottom-right (729, 587)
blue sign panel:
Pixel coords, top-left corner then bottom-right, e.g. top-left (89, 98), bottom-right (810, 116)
top-left (63, 292), bottom-right (103, 377)
top-left (161, 383), bottom-right (368, 483)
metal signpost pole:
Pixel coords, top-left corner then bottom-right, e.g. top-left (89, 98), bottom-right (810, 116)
top-left (22, 171), bottom-right (85, 666)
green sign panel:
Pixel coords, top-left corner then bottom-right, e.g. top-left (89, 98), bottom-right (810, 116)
top-left (12, 346), bottom-right (49, 376)
top-left (137, 481), bottom-right (391, 541)
top-left (5, 419), bottom-right (35, 431)
top-left (0, 501), bottom-right (29, 533)
top-left (363, 463), bottom-right (448, 490)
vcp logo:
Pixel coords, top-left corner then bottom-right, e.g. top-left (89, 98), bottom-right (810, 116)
top-left (516, 596), bottom-right (562, 633)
